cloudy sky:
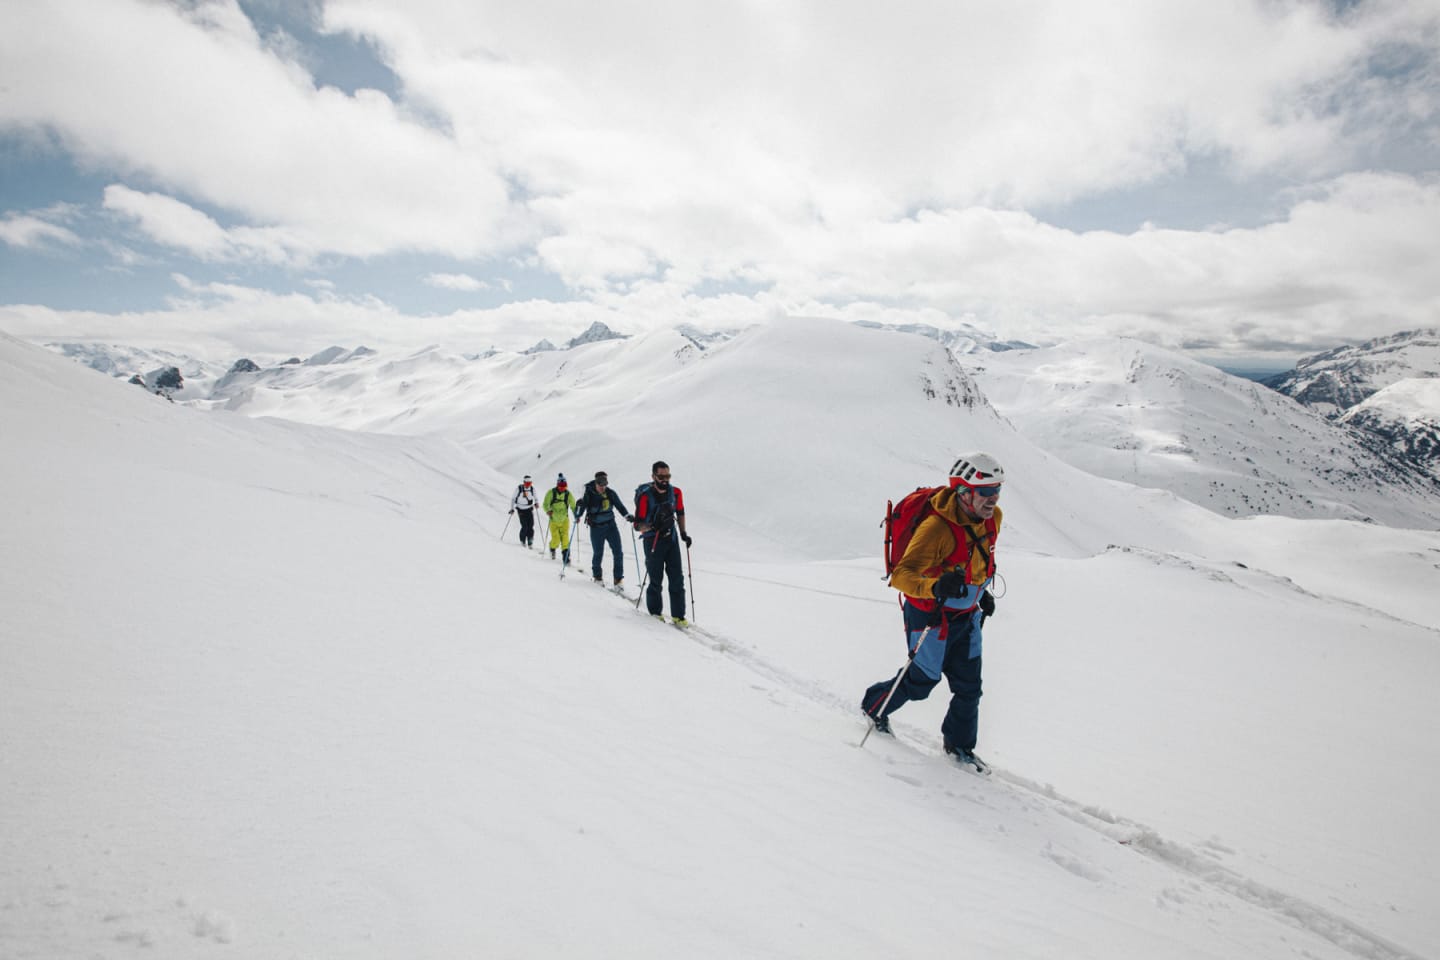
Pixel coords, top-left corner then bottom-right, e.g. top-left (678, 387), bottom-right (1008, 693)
top-left (1, 0), bottom-right (1437, 364)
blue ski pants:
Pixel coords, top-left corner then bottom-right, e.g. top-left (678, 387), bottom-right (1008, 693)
top-left (590, 521), bottom-right (625, 581)
top-left (641, 533), bottom-right (685, 619)
top-left (861, 600), bottom-right (984, 752)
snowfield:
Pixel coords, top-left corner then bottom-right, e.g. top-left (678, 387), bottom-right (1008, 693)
top-left (3, 323), bottom-right (1438, 959)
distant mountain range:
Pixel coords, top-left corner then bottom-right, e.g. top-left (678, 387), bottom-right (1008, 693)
top-left (40, 321), bottom-right (1440, 529)
top-left (1263, 328), bottom-right (1440, 478)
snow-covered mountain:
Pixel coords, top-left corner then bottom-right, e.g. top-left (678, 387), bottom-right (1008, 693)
top-left (5, 327), bottom-right (1439, 958)
top-left (1264, 328), bottom-right (1440, 417)
top-left (1260, 328), bottom-right (1440, 485)
top-left (854, 317), bottom-right (1036, 354)
top-left (1340, 377), bottom-right (1440, 478)
top-left (50, 323), bottom-right (1440, 531)
top-left (565, 320), bottom-right (629, 348)
top-left (966, 337), bottom-right (1440, 527)
top-left (46, 340), bottom-right (229, 401)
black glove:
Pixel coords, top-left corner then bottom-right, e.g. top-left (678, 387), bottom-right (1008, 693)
top-left (932, 571), bottom-right (968, 600)
top-left (682, 533), bottom-right (693, 547)
top-left (979, 590), bottom-right (995, 618)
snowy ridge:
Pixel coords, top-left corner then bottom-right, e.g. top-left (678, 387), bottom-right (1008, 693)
top-left (853, 317), bottom-right (1037, 354)
top-left (1341, 378), bottom-right (1440, 478)
top-left (1265, 328), bottom-right (1440, 418)
top-left (46, 340), bottom-right (229, 401)
top-left (969, 337), bottom-right (1440, 526)
top-left (46, 324), bottom-right (1440, 530)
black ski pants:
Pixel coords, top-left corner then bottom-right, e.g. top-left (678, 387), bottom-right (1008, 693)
top-left (861, 604), bottom-right (983, 752)
top-left (641, 533), bottom-right (685, 619)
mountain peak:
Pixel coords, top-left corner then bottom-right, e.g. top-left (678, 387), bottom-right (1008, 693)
top-left (566, 322), bottom-right (628, 349)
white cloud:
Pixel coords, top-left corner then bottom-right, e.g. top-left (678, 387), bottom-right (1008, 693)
top-left (1, 0), bottom-right (1437, 357)
top-left (102, 185), bottom-right (307, 264)
top-left (423, 272), bottom-right (489, 292)
top-left (0, 0), bottom-right (519, 260)
top-left (0, 213), bottom-right (81, 250)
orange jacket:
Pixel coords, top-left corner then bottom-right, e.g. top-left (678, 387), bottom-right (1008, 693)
top-left (889, 487), bottom-right (1002, 603)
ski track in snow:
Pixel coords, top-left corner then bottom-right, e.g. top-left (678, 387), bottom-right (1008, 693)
top-left (527, 541), bottom-right (1428, 960)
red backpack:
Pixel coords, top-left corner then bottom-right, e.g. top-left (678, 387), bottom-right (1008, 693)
top-left (883, 486), bottom-right (996, 582)
top-left (883, 487), bottom-right (947, 578)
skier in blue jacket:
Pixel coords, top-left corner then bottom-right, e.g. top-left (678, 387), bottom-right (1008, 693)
top-left (575, 471), bottom-right (634, 586)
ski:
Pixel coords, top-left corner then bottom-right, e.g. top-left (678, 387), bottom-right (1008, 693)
top-left (945, 747), bottom-right (992, 777)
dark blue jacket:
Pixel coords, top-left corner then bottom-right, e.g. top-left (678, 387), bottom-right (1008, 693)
top-left (576, 481), bottom-right (633, 525)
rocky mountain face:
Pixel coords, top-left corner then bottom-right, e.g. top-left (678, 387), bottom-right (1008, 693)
top-left (973, 338), bottom-right (1440, 527)
top-left (566, 321), bottom-right (628, 348)
top-left (1264, 329), bottom-right (1440, 415)
top-left (523, 321), bottom-right (631, 354)
top-left (47, 341), bottom-right (225, 401)
top-left (1265, 328), bottom-right (1440, 479)
top-left (1339, 379), bottom-right (1440, 479)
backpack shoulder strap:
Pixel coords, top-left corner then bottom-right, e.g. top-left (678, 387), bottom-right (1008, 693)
top-left (957, 518), bottom-right (997, 580)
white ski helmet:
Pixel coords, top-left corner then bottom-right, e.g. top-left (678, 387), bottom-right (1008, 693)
top-left (949, 452), bottom-right (1005, 489)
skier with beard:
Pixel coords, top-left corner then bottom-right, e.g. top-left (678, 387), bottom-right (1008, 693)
top-left (633, 460), bottom-right (691, 626)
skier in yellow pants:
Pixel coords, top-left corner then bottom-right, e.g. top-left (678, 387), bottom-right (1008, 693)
top-left (542, 474), bottom-right (576, 563)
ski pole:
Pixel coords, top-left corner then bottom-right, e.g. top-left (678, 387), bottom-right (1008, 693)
top-left (634, 534), bottom-right (651, 610)
top-left (499, 511), bottom-right (513, 542)
top-left (563, 512), bottom-right (579, 573)
top-left (859, 621), bottom-right (941, 748)
top-left (684, 540), bottom-right (696, 624)
top-left (629, 521), bottom-right (642, 591)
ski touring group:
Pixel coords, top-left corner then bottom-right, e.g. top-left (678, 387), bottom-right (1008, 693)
top-left (506, 452), bottom-right (1004, 776)
top-left (509, 461), bottom-right (693, 627)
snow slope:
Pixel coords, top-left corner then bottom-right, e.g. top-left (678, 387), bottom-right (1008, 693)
top-left (57, 321), bottom-right (1440, 531)
top-left (4, 328), bottom-right (1439, 959)
top-left (969, 337), bottom-right (1440, 527)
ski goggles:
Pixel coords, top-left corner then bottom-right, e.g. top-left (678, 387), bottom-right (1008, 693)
top-left (953, 482), bottom-right (1001, 497)
top-left (950, 476), bottom-right (1001, 497)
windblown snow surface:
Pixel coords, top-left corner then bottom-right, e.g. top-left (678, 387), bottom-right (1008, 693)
top-left (3, 321), bottom-right (1438, 959)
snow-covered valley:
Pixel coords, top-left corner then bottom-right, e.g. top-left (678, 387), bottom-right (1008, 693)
top-left (4, 322), bottom-right (1439, 959)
